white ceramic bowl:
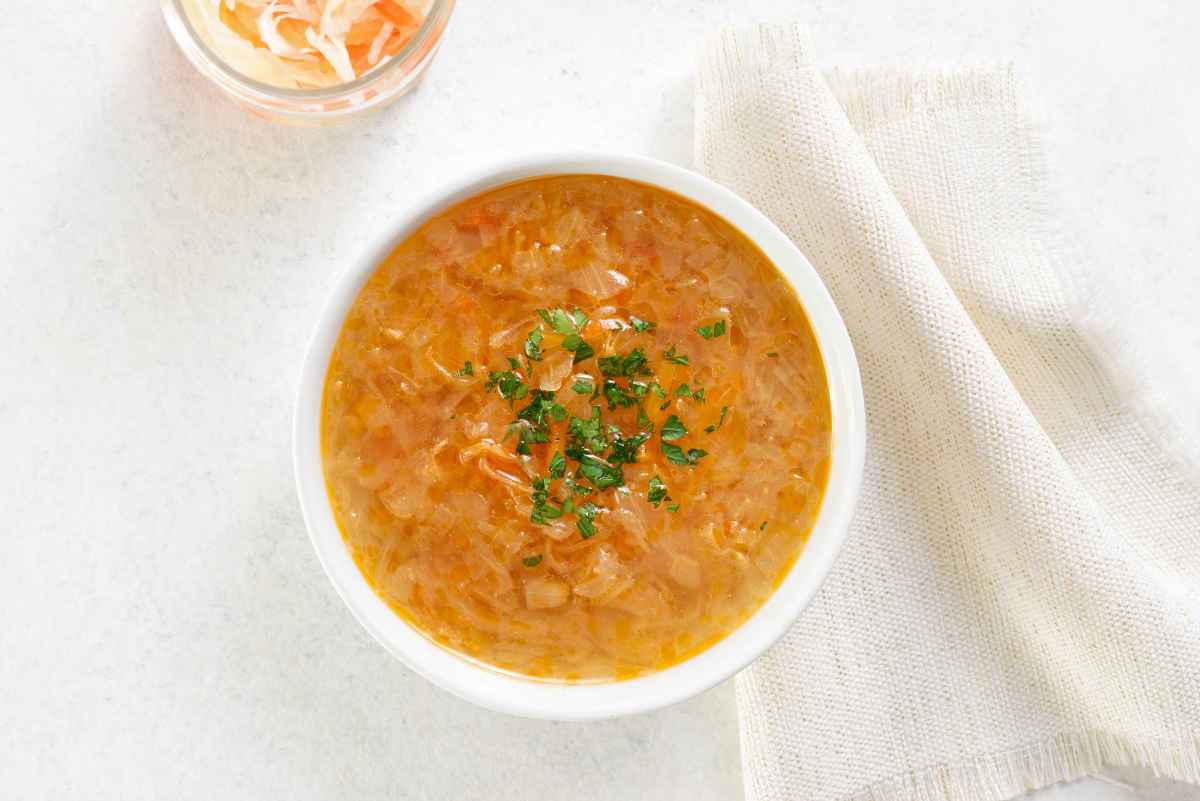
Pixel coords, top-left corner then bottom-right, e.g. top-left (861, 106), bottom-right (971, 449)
top-left (294, 153), bottom-right (865, 720)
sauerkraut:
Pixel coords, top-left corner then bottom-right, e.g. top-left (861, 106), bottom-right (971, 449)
top-left (322, 175), bottom-right (832, 681)
top-left (179, 0), bottom-right (429, 88)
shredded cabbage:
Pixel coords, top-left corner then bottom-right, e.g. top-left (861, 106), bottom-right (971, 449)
top-left (179, 0), bottom-right (428, 89)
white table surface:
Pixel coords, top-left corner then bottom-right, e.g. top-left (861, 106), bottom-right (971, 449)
top-left (3, 2), bottom-right (1197, 799)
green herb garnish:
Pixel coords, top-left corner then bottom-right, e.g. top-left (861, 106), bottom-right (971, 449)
top-left (577, 454), bottom-right (624, 490)
top-left (538, 307), bottom-right (588, 335)
top-left (662, 344), bottom-right (689, 366)
top-left (506, 420), bottom-right (550, 455)
top-left (524, 327), bottom-right (544, 361)
top-left (576, 502), bottom-right (598, 538)
top-left (704, 405), bottom-right (729, 433)
top-left (647, 475), bottom-right (670, 508)
top-left (599, 348), bottom-right (652, 378)
top-left (760, 521), bottom-right (767, 531)
top-left (766, 351), bottom-right (779, 358)
top-left (602, 379), bottom-right (640, 410)
top-left (561, 333), bottom-right (595, 363)
top-left (672, 383), bottom-right (706, 402)
top-left (453, 360), bottom-right (474, 377)
top-left (509, 390), bottom-right (566, 454)
top-left (530, 476), bottom-right (564, 524)
top-left (517, 390), bottom-right (567, 428)
top-left (662, 442), bottom-right (707, 466)
top-left (485, 368), bottom-right (528, 404)
top-left (483, 307), bottom-right (732, 540)
top-left (608, 430), bottom-right (650, 465)
top-left (566, 406), bottom-right (608, 458)
top-left (660, 415), bottom-right (687, 442)
top-left (523, 554), bottom-right (543, 567)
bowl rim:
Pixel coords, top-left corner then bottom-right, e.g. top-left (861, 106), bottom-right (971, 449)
top-left (293, 152), bottom-right (865, 720)
top-left (161, 0), bottom-right (456, 114)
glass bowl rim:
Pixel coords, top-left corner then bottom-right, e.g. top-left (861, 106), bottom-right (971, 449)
top-left (164, 0), bottom-right (455, 101)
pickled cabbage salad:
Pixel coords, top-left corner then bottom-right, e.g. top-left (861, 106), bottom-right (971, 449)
top-left (180, 0), bottom-right (430, 89)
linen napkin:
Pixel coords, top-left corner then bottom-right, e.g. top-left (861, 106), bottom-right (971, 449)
top-left (695, 24), bottom-right (1200, 801)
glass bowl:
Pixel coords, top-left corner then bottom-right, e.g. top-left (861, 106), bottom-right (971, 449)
top-left (161, 0), bottom-right (456, 124)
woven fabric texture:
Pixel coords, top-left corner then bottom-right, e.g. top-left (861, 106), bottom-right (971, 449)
top-left (694, 23), bottom-right (1200, 801)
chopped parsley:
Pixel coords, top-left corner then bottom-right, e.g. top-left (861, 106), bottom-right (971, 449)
top-left (671, 383), bottom-right (705, 402)
top-left (536, 308), bottom-right (594, 363)
top-left (453, 360), bottom-right (474, 377)
top-left (760, 521), bottom-right (768, 531)
top-left (647, 475), bottom-right (670, 508)
top-left (485, 367), bottom-right (528, 404)
top-left (599, 348), bottom-right (652, 378)
top-left (561, 333), bottom-right (595, 363)
top-left (576, 502), bottom-right (598, 538)
top-left (524, 327), bottom-right (544, 361)
top-left (530, 476), bottom-right (564, 524)
top-left (608, 430), bottom-right (650, 465)
top-left (662, 442), bottom-right (707, 466)
top-left (481, 309), bottom-right (739, 539)
top-left (566, 406), bottom-right (608, 458)
top-left (506, 420), bottom-right (550, 455)
top-left (577, 454), bottom-right (624, 490)
top-left (659, 415), bottom-right (687, 442)
top-left (522, 554), bottom-right (543, 567)
top-left (705, 405), bottom-right (730, 433)
top-left (766, 351), bottom-right (779, 358)
top-left (602, 378), bottom-right (640, 410)
top-left (509, 390), bottom-right (566, 454)
top-left (537, 307), bottom-right (589, 335)
top-left (516, 390), bottom-right (567, 428)
top-left (662, 344), bottom-right (689, 366)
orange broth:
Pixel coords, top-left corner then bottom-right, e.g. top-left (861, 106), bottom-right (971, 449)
top-left (321, 175), bottom-right (831, 681)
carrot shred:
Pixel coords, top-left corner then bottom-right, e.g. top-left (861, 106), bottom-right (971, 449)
top-left (377, 0), bottom-right (418, 28)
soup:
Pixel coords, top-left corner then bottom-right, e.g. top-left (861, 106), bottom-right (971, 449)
top-left (321, 175), bottom-right (831, 681)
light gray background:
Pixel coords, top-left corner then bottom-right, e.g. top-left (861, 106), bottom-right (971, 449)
top-left (2, 1), bottom-right (1196, 799)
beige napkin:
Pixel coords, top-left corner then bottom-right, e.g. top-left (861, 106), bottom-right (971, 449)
top-left (695, 24), bottom-right (1200, 801)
